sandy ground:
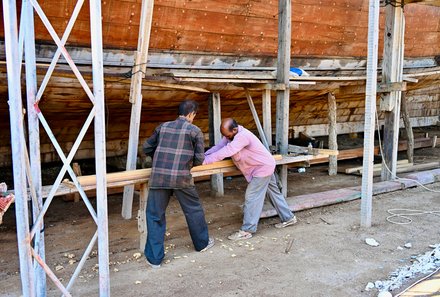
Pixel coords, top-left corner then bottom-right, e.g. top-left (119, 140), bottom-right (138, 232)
top-left (1, 139), bottom-right (440, 297)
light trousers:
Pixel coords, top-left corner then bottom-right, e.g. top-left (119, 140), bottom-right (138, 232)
top-left (242, 174), bottom-right (294, 233)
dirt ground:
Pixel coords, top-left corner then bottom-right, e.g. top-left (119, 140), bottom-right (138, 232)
top-left (1, 136), bottom-right (440, 297)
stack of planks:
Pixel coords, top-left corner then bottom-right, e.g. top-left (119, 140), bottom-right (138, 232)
top-left (340, 159), bottom-right (440, 176)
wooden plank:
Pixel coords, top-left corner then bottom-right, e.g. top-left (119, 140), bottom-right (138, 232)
top-left (328, 92), bottom-right (338, 175)
top-left (245, 89), bottom-right (270, 150)
top-left (377, 82), bottom-right (407, 93)
top-left (260, 169), bottom-right (440, 218)
top-left (343, 159), bottom-right (409, 174)
top-left (24, 5), bottom-right (47, 293)
top-left (380, 3), bottom-right (405, 181)
top-left (276, 0), bottom-right (291, 198)
top-left (208, 92), bottom-right (224, 197)
top-left (353, 162), bottom-right (440, 176)
top-left (41, 154), bottom-right (291, 195)
top-left (401, 92), bottom-right (414, 163)
top-left (122, 0), bottom-right (155, 219)
top-left (311, 137), bottom-right (435, 164)
top-left (63, 163), bottom-right (82, 202)
top-left (288, 145), bottom-right (338, 156)
top-left (137, 183), bottom-right (148, 251)
top-left (262, 88), bottom-right (272, 146)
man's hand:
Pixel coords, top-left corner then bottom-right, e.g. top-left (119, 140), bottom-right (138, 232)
top-left (202, 157), bottom-right (213, 165)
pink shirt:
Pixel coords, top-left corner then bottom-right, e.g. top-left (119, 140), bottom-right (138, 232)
top-left (203, 126), bottom-right (275, 182)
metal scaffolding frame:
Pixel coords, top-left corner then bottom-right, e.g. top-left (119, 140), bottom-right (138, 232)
top-left (3, 0), bottom-right (110, 296)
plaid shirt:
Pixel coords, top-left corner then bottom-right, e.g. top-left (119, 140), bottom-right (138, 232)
top-left (143, 117), bottom-right (205, 189)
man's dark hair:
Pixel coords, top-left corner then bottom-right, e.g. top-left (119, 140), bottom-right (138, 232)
top-left (227, 118), bottom-right (239, 132)
top-left (178, 100), bottom-right (199, 116)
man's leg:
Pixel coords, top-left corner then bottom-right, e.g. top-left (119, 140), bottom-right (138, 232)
top-left (144, 189), bottom-right (171, 266)
top-left (266, 174), bottom-right (294, 222)
top-left (241, 176), bottom-right (271, 233)
top-left (174, 187), bottom-right (210, 251)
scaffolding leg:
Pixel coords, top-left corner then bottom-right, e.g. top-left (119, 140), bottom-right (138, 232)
top-left (3, 0), bottom-right (35, 295)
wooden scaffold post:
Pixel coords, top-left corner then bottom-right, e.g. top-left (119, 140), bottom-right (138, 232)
top-left (122, 0), bottom-right (155, 219)
top-left (380, 1), bottom-right (405, 180)
top-left (327, 92), bottom-right (338, 175)
top-left (208, 92), bottom-right (224, 197)
top-left (24, 0), bottom-right (46, 293)
top-left (3, 0), bottom-right (35, 295)
top-left (275, 0), bottom-right (291, 197)
top-left (361, 0), bottom-right (380, 228)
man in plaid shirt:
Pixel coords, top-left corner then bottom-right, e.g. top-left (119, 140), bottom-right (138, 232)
top-left (142, 100), bottom-right (214, 268)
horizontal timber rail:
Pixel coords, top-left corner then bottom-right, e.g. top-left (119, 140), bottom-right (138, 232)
top-left (36, 153), bottom-right (332, 198)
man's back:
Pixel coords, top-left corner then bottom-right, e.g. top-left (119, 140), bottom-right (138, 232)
top-left (143, 117), bottom-right (205, 189)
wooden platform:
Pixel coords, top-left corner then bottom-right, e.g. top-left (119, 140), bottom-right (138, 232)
top-left (260, 168), bottom-right (440, 218)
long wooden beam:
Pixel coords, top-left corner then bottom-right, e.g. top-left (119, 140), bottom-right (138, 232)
top-left (380, 2), bottom-right (405, 181)
top-left (276, 0), bottom-right (291, 198)
top-left (122, 0), bottom-right (155, 219)
top-left (73, 154), bottom-right (336, 189)
top-left (208, 92), bottom-right (224, 197)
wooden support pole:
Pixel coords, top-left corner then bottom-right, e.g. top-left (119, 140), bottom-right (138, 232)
top-left (401, 92), bottom-right (414, 163)
top-left (380, 2), bottom-right (405, 181)
top-left (90, 0), bottom-right (110, 294)
top-left (276, 0), bottom-right (291, 197)
top-left (262, 89), bottom-right (272, 146)
top-left (327, 92), bottom-right (338, 175)
top-left (122, 0), bottom-right (155, 219)
top-left (245, 89), bottom-right (270, 150)
top-left (3, 0), bottom-right (35, 294)
top-left (138, 183), bottom-right (148, 251)
top-left (361, 0), bottom-right (380, 228)
top-left (208, 93), bottom-right (224, 197)
top-left (23, 0), bottom-right (46, 294)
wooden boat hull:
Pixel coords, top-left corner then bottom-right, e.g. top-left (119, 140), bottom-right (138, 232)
top-left (0, 0), bottom-right (439, 167)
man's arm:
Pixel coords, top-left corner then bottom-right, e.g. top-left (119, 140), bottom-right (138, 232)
top-left (203, 134), bottom-right (249, 164)
top-left (193, 130), bottom-right (205, 166)
top-left (142, 125), bottom-right (161, 157)
top-left (205, 137), bottom-right (228, 156)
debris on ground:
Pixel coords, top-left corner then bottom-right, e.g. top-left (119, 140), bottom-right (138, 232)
top-left (370, 244), bottom-right (440, 293)
top-left (365, 238), bottom-right (380, 247)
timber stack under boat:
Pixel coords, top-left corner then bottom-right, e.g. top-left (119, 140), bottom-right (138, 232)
top-left (0, 0), bottom-right (439, 167)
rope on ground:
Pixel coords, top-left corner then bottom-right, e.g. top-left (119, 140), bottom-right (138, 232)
top-left (374, 110), bottom-right (440, 225)
top-left (386, 209), bottom-right (440, 225)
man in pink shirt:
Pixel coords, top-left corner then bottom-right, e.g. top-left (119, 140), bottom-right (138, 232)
top-left (204, 118), bottom-right (297, 240)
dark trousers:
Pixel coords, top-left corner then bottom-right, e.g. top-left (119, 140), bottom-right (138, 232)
top-left (144, 187), bottom-right (209, 265)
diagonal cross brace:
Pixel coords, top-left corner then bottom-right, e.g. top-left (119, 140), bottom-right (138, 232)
top-left (29, 0), bottom-right (95, 104)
